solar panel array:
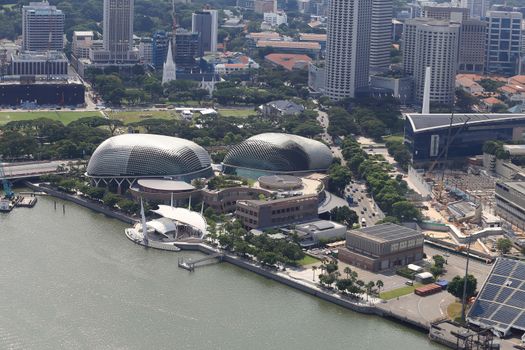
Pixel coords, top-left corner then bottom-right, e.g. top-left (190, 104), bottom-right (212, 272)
top-left (468, 258), bottom-right (525, 335)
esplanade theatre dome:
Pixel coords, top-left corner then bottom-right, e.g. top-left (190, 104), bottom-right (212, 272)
top-left (87, 134), bottom-right (213, 185)
top-left (223, 133), bottom-right (332, 177)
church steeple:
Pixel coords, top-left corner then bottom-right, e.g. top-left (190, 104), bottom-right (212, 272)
top-left (162, 40), bottom-right (176, 85)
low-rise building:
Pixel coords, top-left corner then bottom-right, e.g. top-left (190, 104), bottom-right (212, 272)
top-left (293, 220), bottom-right (347, 246)
top-left (263, 11), bottom-right (287, 27)
top-left (235, 194), bottom-right (319, 230)
top-left (338, 223), bottom-right (424, 272)
top-left (308, 62), bottom-right (325, 93)
top-left (256, 41), bottom-right (321, 58)
top-left (495, 181), bottom-right (525, 229)
top-left (370, 74), bottom-right (413, 103)
top-left (10, 51), bottom-right (68, 76)
top-left (265, 53), bottom-right (312, 71)
top-left (261, 100), bottom-right (304, 118)
top-left (72, 31), bottom-right (95, 59)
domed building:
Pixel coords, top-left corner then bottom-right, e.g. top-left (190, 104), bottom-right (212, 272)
top-left (223, 133), bottom-right (333, 178)
top-left (87, 134), bottom-right (212, 192)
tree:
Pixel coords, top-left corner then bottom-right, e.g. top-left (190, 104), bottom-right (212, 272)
top-left (327, 163), bottom-right (352, 195)
top-left (496, 238), bottom-right (513, 255)
top-left (376, 280), bottom-right (384, 293)
top-left (447, 274), bottom-right (477, 299)
top-left (103, 192), bottom-right (120, 207)
top-left (430, 265), bottom-right (444, 279)
top-left (312, 265), bottom-right (318, 281)
top-left (344, 266), bottom-right (352, 279)
top-left (433, 255), bottom-right (446, 268)
top-left (392, 201), bottom-right (421, 222)
top-left (330, 206), bottom-right (359, 227)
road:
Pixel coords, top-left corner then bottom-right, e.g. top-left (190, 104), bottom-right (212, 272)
top-left (2, 160), bottom-right (71, 179)
top-left (344, 182), bottom-right (384, 227)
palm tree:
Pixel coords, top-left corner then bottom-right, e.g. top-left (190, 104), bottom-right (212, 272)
top-left (376, 280), bottom-right (384, 294)
top-left (312, 265), bottom-right (318, 281)
top-left (344, 266), bottom-right (351, 279)
top-left (365, 281), bottom-right (375, 301)
top-left (350, 271), bottom-right (358, 282)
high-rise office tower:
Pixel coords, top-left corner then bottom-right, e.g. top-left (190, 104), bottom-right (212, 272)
top-left (485, 10), bottom-right (523, 76)
top-left (462, 0), bottom-right (489, 18)
top-left (325, 0), bottom-right (373, 100)
top-left (192, 9), bottom-right (218, 55)
top-left (22, 2), bottom-right (64, 52)
top-left (458, 19), bottom-right (487, 73)
top-left (403, 18), bottom-right (460, 106)
top-left (152, 31), bottom-right (170, 69)
top-left (369, 0), bottom-right (393, 73)
top-left (175, 29), bottom-right (200, 68)
top-left (103, 0), bottom-right (134, 61)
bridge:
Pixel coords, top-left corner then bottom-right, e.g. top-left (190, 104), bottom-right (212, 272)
top-left (2, 160), bottom-right (72, 181)
top-left (178, 253), bottom-right (224, 272)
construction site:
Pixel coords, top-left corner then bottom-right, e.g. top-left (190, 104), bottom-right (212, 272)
top-left (405, 113), bottom-right (525, 261)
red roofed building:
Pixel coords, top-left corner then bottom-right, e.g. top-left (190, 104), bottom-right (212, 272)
top-left (264, 53), bottom-right (312, 71)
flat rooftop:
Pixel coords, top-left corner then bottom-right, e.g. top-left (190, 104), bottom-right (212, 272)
top-left (351, 223), bottom-right (423, 243)
top-left (406, 113), bottom-right (525, 133)
top-left (499, 181), bottom-right (525, 195)
top-left (137, 179), bottom-right (195, 192)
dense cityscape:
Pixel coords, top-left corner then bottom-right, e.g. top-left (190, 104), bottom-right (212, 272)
top-left (1, 0), bottom-right (525, 348)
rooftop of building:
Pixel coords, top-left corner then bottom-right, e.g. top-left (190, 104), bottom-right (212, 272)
top-left (0, 76), bottom-right (82, 85)
top-left (264, 99), bottom-right (305, 113)
top-left (11, 51), bottom-right (67, 61)
top-left (137, 179), bottom-right (195, 192)
top-left (73, 31), bottom-right (94, 37)
top-left (498, 181), bottom-right (525, 194)
top-left (237, 194), bottom-right (318, 207)
top-left (298, 33), bottom-right (327, 42)
top-left (265, 53), bottom-right (312, 71)
top-left (349, 223), bottom-right (423, 243)
top-left (295, 220), bottom-right (345, 233)
top-left (406, 113), bottom-right (525, 133)
top-left (256, 41), bottom-right (321, 49)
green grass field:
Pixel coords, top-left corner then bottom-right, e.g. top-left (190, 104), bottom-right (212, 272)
top-left (379, 284), bottom-right (421, 300)
top-left (218, 108), bottom-right (257, 118)
top-left (382, 135), bottom-right (404, 143)
top-left (297, 255), bottom-right (321, 266)
top-left (106, 110), bottom-right (180, 124)
top-left (0, 111), bottom-right (103, 125)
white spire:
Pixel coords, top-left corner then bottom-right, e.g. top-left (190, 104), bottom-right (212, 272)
top-left (162, 40), bottom-right (176, 85)
top-left (422, 66), bottom-right (431, 114)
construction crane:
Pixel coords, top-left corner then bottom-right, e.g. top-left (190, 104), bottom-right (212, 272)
top-left (0, 160), bottom-right (14, 199)
top-left (427, 113), bottom-right (471, 201)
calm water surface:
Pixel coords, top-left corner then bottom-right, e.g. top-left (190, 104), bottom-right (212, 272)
top-left (0, 195), bottom-right (444, 349)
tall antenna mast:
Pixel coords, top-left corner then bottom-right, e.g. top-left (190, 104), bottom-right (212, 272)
top-left (172, 0), bottom-right (177, 31)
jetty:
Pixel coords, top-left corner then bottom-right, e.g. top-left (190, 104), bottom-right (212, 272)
top-left (178, 253), bottom-right (224, 272)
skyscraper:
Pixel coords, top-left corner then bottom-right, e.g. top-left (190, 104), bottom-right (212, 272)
top-left (462, 0), bottom-right (489, 19)
top-left (325, 0), bottom-right (373, 100)
top-left (22, 2), bottom-right (64, 52)
top-left (152, 31), bottom-right (170, 69)
top-left (458, 19), bottom-right (487, 73)
top-left (192, 9), bottom-right (218, 55)
top-left (369, 0), bottom-right (393, 73)
top-left (103, 0), bottom-right (134, 61)
top-left (485, 10), bottom-right (523, 76)
top-left (403, 18), bottom-right (460, 106)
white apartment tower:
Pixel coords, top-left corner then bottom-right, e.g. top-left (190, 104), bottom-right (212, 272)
top-left (325, 0), bottom-right (373, 100)
top-left (403, 18), bottom-right (460, 106)
top-left (103, 0), bottom-right (134, 61)
top-left (22, 2), bottom-right (64, 52)
top-left (369, 0), bottom-right (393, 73)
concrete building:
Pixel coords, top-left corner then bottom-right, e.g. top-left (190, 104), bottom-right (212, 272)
top-left (235, 194), bottom-right (319, 230)
top-left (293, 220), bottom-right (347, 246)
top-left (138, 38), bottom-right (152, 64)
top-left (256, 41), bottom-right (321, 57)
top-left (369, 74), bottom-right (413, 103)
top-left (403, 18), bottom-right (460, 106)
top-left (485, 11), bottom-right (523, 76)
top-left (325, 0), bottom-right (373, 100)
top-left (422, 5), bottom-right (469, 21)
top-left (236, 0), bottom-right (255, 10)
top-left (22, 2), bottom-right (64, 52)
top-left (192, 9), bottom-right (218, 54)
top-left (369, 0), bottom-right (393, 74)
top-left (254, 0), bottom-right (276, 14)
top-left (261, 100), bottom-right (305, 117)
top-left (10, 51), bottom-right (68, 76)
top-left (263, 11), bottom-right (287, 26)
top-left (338, 223), bottom-right (424, 272)
top-left (0, 76), bottom-right (84, 106)
top-left (72, 31), bottom-right (95, 59)
top-left (495, 181), bottom-right (525, 230)
top-left (458, 19), bottom-right (487, 73)
top-left (103, 0), bottom-right (135, 61)
top-left (463, 0), bottom-right (489, 18)
top-left (308, 62), bottom-right (325, 93)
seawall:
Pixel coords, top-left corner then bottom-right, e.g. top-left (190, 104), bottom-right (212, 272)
top-left (25, 182), bottom-right (136, 224)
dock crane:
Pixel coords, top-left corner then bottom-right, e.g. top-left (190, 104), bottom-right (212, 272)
top-left (0, 160), bottom-right (14, 199)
